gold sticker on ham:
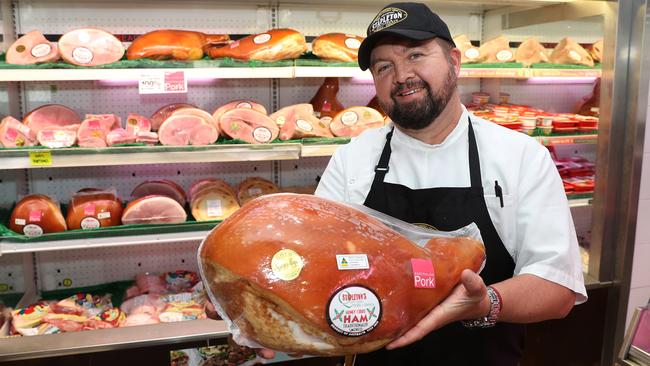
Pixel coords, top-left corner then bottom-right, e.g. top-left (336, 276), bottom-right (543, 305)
top-left (31, 43), bottom-right (52, 58)
top-left (271, 249), bottom-right (304, 281)
top-left (253, 127), bottom-right (272, 143)
top-left (496, 50), bottom-right (513, 61)
top-left (23, 224), bottom-right (44, 237)
top-left (344, 38), bottom-right (361, 50)
top-left (341, 112), bottom-right (358, 126)
top-left (327, 285), bottom-right (381, 337)
top-left (72, 47), bottom-right (94, 64)
top-left (296, 119), bottom-right (313, 132)
top-left (80, 217), bottom-right (100, 230)
top-left (253, 33), bottom-right (272, 45)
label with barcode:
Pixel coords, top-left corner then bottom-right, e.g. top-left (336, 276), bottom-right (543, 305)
top-left (207, 199), bottom-right (223, 217)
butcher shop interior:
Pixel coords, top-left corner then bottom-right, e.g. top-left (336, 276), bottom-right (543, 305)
top-left (1, 0), bottom-right (650, 365)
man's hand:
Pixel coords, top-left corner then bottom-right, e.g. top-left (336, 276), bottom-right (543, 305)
top-left (256, 348), bottom-right (276, 359)
top-left (386, 269), bottom-right (489, 350)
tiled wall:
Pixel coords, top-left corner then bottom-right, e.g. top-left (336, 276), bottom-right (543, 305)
top-left (626, 81), bottom-right (650, 327)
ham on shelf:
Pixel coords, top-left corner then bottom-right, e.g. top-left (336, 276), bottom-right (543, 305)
top-left (6, 30), bottom-right (59, 65)
top-left (207, 28), bottom-right (308, 62)
top-left (127, 30), bottom-right (229, 61)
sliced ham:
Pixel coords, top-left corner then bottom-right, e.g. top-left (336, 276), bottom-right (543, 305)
top-left (157, 114), bottom-right (218, 146)
top-left (477, 35), bottom-right (514, 63)
top-left (191, 185), bottom-right (240, 222)
top-left (131, 179), bottom-right (186, 206)
top-left (219, 108), bottom-right (279, 144)
top-left (58, 28), bottom-right (125, 66)
top-left (150, 103), bottom-right (197, 131)
top-left (208, 29), bottom-right (307, 62)
top-left (236, 177), bottom-right (279, 205)
top-left (0, 116), bottom-right (36, 148)
top-left (125, 113), bottom-right (152, 136)
top-left (136, 131), bottom-right (159, 145)
top-left (270, 104), bottom-right (333, 140)
top-left (329, 107), bottom-right (384, 137)
top-left (121, 195), bottom-right (187, 225)
top-left (189, 178), bottom-right (236, 202)
top-left (37, 124), bottom-right (79, 148)
top-left (550, 37), bottom-right (594, 67)
top-left (106, 128), bottom-right (136, 146)
top-left (77, 114), bottom-right (121, 148)
top-left (170, 107), bottom-right (219, 135)
top-left (453, 34), bottom-right (480, 64)
top-left (515, 38), bottom-right (549, 67)
top-left (127, 30), bottom-right (229, 60)
top-left (212, 100), bottom-right (267, 124)
top-left (6, 30), bottom-right (59, 65)
top-left (23, 104), bottom-right (81, 139)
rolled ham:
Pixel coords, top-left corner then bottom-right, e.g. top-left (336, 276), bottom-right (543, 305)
top-left (0, 116), bottom-right (37, 148)
top-left (198, 194), bottom-right (486, 356)
top-left (131, 179), bottom-right (186, 206)
top-left (150, 103), bottom-right (197, 131)
top-left (58, 28), bottom-right (125, 66)
top-left (208, 29), bottom-right (307, 62)
top-left (311, 33), bottom-right (364, 63)
top-left (6, 30), bottom-right (59, 65)
top-left (157, 113), bottom-right (218, 146)
top-left (23, 104), bottom-right (81, 139)
top-left (329, 106), bottom-right (384, 137)
top-left (9, 194), bottom-right (67, 236)
top-left (127, 30), bottom-right (229, 60)
top-left (37, 124), bottom-right (79, 148)
top-left (219, 108), bottom-right (279, 144)
top-left (121, 195), bottom-right (187, 225)
top-left (270, 104), bottom-right (333, 140)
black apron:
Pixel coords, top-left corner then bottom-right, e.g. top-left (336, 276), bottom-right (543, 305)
top-left (355, 119), bottom-right (525, 366)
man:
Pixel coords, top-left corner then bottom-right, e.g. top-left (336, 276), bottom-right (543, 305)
top-left (311, 2), bottom-right (587, 365)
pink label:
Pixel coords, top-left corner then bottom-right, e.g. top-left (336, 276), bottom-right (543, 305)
top-left (88, 120), bottom-right (100, 129)
top-left (41, 130), bottom-right (54, 140)
top-left (411, 258), bottom-right (436, 288)
top-left (5, 128), bottom-right (18, 141)
top-left (84, 203), bottom-right (96, 216)
top-left (29, 210), bottom-right (41, 222)
top-left (230, 40), bottom-right (240, 49)
top-left (164, 71), bottom-right (186, 93)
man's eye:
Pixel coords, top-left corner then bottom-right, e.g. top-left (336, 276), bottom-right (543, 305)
top-left (376, 65), bottom-right (390, 73)
top-left (410, 53), bottom-right (423, 60)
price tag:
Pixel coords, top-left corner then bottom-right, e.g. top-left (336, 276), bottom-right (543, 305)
top-left (29, 151), bottom-right (52, 166)
top-left (139, 71), bottom-right (187, 94)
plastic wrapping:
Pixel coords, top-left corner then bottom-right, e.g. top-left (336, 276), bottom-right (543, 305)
top-left (198, 193), bottom-right (486, 356)
top-left (66, 188), bottom-right (123, 230)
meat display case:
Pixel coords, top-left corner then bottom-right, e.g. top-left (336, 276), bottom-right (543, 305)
top-left (0, 0), bottom-right (637, 365)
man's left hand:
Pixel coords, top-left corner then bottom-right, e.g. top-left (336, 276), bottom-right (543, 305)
top-left (386, 269), bottom-right (489, 350)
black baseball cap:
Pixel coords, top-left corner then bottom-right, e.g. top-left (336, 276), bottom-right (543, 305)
top-left (358, 2), bottom-right (455, 71)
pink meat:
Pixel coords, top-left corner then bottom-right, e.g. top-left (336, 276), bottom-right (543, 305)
top-left (106, 128), bottom-right (136, 146)
top-left (219, 108), bottom-right (279, 144)
top-left (82, 319), bottom-right (115, 330)
top-left (120, 294), bottom-right (165, 316)
top-left (0, 116), bottom-right (37, 148)
top-left (131, 179), bottom-right (186, 206)
top-left (121, 195), bottom-right (187, 225)
top-left (330, 107), bottom-right (385, 137)
top-left (271, 104), bottom-right (333, 140)
top-left (23, 104), bottom-right (81, 139)
top-left (77, 114), bottom-right (120, 148)
top-left (121, 313), bottom-right (160, 327)
top-left (58, 28), bottom-right (125, 66)
top-left (125, 113), bottom-right (152, 136)
top-left (136, 131), bottom-right (159, 145)
top-left (136, 273), bottom-right (167, 294)
top-left (6, 30), bottom-right (60, 65)
top-left (150, 103), bottom-right (197, 131)
top-left (37, 124), bottom-right (79, 148)
top-left (212, 100), bottom-right (267, 123)
top-left (171, 108), bottom-right (220, 136)
top-left (157, 114), bottom-right (218, 146)
top-left (125, 285), bottom-right (141, 299)
top-left (43, 317), bottom-right (84, 333)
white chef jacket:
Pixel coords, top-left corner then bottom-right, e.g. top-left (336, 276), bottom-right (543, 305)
top-left (316, 105), bottom-right (588, 303)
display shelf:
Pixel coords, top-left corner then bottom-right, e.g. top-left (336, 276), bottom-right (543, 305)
top-left (293, 66), bottom-right (370, 78)
top-left (537, 134), bottom-right (598, 145)
top-left (568, 194), bottom-right (593, 208)
top-left (0, 319), bottom-right (229, 362)
top-left (0, 143), bottom-right (302, 169)
top-left (529, 68), bottom-right (602, 78)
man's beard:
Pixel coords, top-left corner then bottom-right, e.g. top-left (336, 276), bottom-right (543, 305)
top-left (380, 66), bottom-right (457, 130)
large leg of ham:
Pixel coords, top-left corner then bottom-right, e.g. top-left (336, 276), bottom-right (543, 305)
top-left (58, 28), bottom-right (125, 66)
top-left (170, 108), bottom-right (220, 136)
top-left (10, 194), bottom-right (67, 236)
top-left (6, 30), bottom-right (59, 65)
top-left (198, 194), bottom-right (485, 356)
top-left (0, 116), bottom-right (37, 148)
top-left (150, 103), bottom-right (197, 131)
top-left (157, 113), bottom-right (218, 146)
top-left (477, 35), bottom-right (514, 63)
top-left (127, 30), bottom-right (229, 60)
top-left (212, 100), bottom-right (267, 124)
top-left (131, 179), bottom-right (186, 206)
top-left (208, 29), bottom-right (307, 62)
top-left (271, 104), bottom-right (333, 140)
top-left (23, 104), bottom-right (81, 139)
top-left (311, 33), bottom-right (364, 63)
top-left (329, 106), bottom-right (384, 137)
top-left (550, 37), bottom-right (594, 67)
top-left (37, 124), bottom-right (79, 148)
top-left (515, 38), bottom-right (549, 66)
top-left (121, 195), bottom-right (187, 225)
top-left (219, 108), bottom-right (279, 144)
top-left (453, 34), bottom-right (481, 64)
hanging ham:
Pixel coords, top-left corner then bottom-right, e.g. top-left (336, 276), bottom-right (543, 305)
top-left (127, 30), bottom-right (229, 60)
top-left (208, 29), bottom-right (307, 62)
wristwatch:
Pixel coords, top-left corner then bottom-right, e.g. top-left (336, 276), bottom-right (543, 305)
top-left (461, 286), bottom-right (502, 328)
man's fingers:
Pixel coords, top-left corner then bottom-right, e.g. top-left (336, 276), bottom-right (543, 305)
top-left (385, 305), bottom-right (444, 350)
top-left (256, 348), bottom-right (276, 359)
top-left (461, 269), bottom-right (485, 298)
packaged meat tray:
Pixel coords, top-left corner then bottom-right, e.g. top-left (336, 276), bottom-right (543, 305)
top-left (198, 193), bottom-right (485, 356)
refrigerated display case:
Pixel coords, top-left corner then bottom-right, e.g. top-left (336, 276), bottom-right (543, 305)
top-left (0, 0), bottom-right (641, 365)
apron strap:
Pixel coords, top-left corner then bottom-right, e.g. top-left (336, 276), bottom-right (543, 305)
top-left (467, 117), bottom-right (482, 189)
top-left (373, 127), bottom-right (394, 182)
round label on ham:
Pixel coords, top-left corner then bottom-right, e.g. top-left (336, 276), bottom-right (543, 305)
top-left (253, 33), bottom-right (271, 44)
top-left (344, 38), bottom-right (361, 49)
top-left (81, 217), bottom-right (100, 230)
top-left (296, 119), bottom-right (313, 132)
top-left (252, 127), bottom-right (272, 143)
top-left (465, 48), bottom-right (480, 59)
top-left (496, 49), bottom-right (513, 62)
top-left (236, 102), bottom-right (253, 109)
top-left (31, 43), bottom-right (52, 58)
top-left (23, 224), bottom-right (44, 237)
top-left (271, 249), bottom-right (304, 281)
top-left (72, 47), bottom-right (94, 64)
top-left (569, 50), bottom-right (582, 62)
top-left (327, 285), bottom-right (382, 337)
top-left (341, 111), bottom-right (359, 126)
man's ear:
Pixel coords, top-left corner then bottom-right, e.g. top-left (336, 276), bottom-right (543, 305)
top-left (449, 47), bottom-right (462, 76)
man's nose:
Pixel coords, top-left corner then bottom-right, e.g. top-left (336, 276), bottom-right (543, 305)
top-left (393, 62), bottom-right (415, 84)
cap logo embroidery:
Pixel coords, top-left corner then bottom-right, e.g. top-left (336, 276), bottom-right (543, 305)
top-left (370, 8), bottom-right (408, 34)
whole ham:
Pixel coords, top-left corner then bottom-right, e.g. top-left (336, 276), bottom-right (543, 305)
top-left (188, 178), bottom-right (236, 202)
top-left (58, 28), bottom-right (125, 66)
top-left (212, 100), bottom-right (267, 124)
top-left (270, 104), bottom-right (333, 140)
top-left (157, 112), bottom-right (218, 146)
top-left (23, 104), bottom-right (81, 139)
top-left (170, 107), bottom-right (219, 135)
top-left (65, 189), bottom-right (123, 230)
top-left (131, 179), bottom-right (186, 206)
top-left (77, 114), bottom-right (121, 148)
top-left (208, 29), bottom-right (307, 62)
top-left (477, 35), bottom-right (514, 63)
top-left (127, 30), bottom-right (230, 60)
top-left (329, 106), bottom-right (384, 137)
top-left (589, 40), bottom-right (603, 63)
top-left (121, 195), bottom-right (187, 225)
top-left (311, 33), bottom-right (364, 63)
top-left (0, 116), bottom-right (36, 148)
top-left (309, 78), bottom-right (345, 123)
top-left (219, 108), bottom-right (279, 144)
top-left (10, 194), bottom-right (67, 236)
top-left (198, 194), bottom-right (486, 356)
top-left (6, 30), bottom-right (59, 65)
top-left (190, 184), bottom-right (240, 222)
top-left (37, 124), bottom-right (79, 148)
top-left (550, 37), bottom-right (594, 67)
top-left (515, 38), bottom-right (549, 66)
top-left (150, 103), bottom-right (197, 131)
top-left (453, 34), bottom-right (480, 64)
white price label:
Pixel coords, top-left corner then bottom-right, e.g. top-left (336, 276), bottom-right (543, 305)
top-left (139, 71), bottom-right (187, 95)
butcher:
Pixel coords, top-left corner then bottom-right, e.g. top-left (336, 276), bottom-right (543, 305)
top-left (261, 2), bottom-right (587, 365)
